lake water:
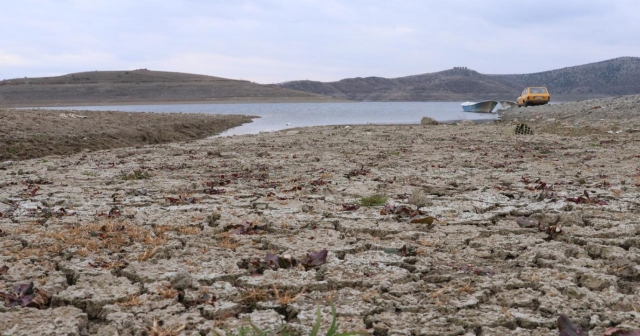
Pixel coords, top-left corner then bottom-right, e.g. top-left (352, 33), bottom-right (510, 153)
top-left (43, 102), bottom-right (499, 136)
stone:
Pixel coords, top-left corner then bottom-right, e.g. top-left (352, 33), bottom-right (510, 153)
top-left (420, 117), bottom-right (439, 125)
top-left (408, 189), bottom-right (432, 209)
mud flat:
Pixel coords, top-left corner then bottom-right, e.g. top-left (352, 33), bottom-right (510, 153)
top-left (0, 108), bottom-right (255, 161)
top-left (1, 96), bottom-right (640, 335)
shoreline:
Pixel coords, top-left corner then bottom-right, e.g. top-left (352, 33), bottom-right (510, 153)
top-left (0, 96), bottom-right (351, 108)
top-left (0, 95), bottom-right (611, 109)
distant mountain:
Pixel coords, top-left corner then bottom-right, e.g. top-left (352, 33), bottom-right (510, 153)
top-left (279, 57), bottom-right (640, 101)
top-left (0, 69), bottom-right (339, 107)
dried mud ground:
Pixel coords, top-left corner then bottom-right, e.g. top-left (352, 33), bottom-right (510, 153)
top-left (0, 108), bottom-right (254, 161)
top-left (1, 100), bottom-right (640, 335)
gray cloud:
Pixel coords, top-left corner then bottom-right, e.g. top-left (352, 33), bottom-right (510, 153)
top-left (1, 0), bottom-right (639, 83)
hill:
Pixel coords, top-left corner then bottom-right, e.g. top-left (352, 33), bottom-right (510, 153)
top-left (279, 57), bottom-right (640, 101)
top-left (0, 69), bottom-right (339, 107)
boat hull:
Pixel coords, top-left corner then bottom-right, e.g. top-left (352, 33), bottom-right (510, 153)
top-left (461, 101), bottom-right (499, 113)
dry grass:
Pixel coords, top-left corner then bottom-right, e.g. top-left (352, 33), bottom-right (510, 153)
top-left (176, 226), bottom-right (201, 235)
top-left (137, 247), bottom-right (159, 261)
top-left (40, 220), bottom-right (167, 260)
top-left (272, 285), bottom-right (306, 305)
top-left (149, 318), bottom-right (185, 336)
top-left (219, 237), bottom-right (239, 250)
top-left (459, 283), bottom-right (475, 294)
top-left (240, 288), bottom-right (269, 306)
top-left (158, 283), bottom-right (179, 299)
top-left (119, 295), bottom-right (147, 307)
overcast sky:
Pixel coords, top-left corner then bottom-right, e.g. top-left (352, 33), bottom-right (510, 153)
top-left (1, 0), bottom-right (639, 83)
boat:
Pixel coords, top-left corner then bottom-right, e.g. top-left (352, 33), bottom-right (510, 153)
top-left (461, 101), bottom-right (499, 113)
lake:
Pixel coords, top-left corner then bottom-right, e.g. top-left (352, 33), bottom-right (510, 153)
top-left (43, 102), bottom-right (499, 136)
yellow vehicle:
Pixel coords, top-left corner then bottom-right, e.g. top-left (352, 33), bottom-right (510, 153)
top-left (517, 87), bottom-right (550, 107)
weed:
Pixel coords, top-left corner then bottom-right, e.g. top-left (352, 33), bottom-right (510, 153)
top-left (119, 295), bottom-right (147, 307)
top-left (216, 303), bottom-right (364, 336)
top-left (358, 195), bottom-right (387, 207)
top-left (239, 288), bottom-right (269, 307)
top-left (158, 283), bottom-right (178, 299)
top-left (272, 285), bottom-right (306, 305)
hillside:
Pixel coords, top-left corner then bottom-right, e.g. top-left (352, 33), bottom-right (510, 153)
top-left (280, 57), bottom-right (640, 101)
top-left (0, 69), bottom-right (339, 107)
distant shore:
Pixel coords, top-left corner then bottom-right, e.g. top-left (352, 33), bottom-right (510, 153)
top-left (0, 96), bottom-right (350, 108)
top-left (0, 108), bottom-right (255, 161)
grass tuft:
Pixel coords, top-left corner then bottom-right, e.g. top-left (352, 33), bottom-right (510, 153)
top-left (358, 195), bottom-right (387, 207)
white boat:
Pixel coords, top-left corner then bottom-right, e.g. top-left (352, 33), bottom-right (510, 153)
top-left (461, 101), bottom-right (499, 113)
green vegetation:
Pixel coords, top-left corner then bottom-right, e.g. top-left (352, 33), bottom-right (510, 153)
top-left (219, 305), bottom-right (363, 336)
top-left (358, 194), bottom-right (387, 207)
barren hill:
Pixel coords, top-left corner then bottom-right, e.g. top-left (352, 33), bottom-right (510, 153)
top-left (0, 69), bottom-right (338, 107)
top-left (280, 57), bottom-right (640, 101)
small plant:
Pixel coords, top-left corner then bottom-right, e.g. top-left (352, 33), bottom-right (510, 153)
top-left (218, 304), bottom-right (364, 336)
top-left (358, 195), bottom-right (387, 207)
top-left (121, 169), bottom-right (152, 180)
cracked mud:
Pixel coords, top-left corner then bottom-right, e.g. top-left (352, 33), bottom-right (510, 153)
top-left (1, 98), bottom-right (640, 335)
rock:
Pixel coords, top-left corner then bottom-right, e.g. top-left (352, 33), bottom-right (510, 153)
top-left (170, 272), bottom-right (194, 290)
top-left (0, 306), bottom-right (87, 336)
top-left (408, 190), bottom-right (432, 209)
top-left (420, 117), bottom-right (439, 125)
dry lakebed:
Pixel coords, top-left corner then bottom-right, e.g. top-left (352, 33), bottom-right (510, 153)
top-left (1, 95), bottom-right (640, 335)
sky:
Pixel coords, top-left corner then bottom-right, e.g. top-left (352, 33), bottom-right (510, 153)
top-left (1, 0), bottom-right (639, 83)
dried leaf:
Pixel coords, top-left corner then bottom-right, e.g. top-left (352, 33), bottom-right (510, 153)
top-left (410, 216), bottom-right (434, 225)
top-left (264, 253), bottom-right (280, 270)
top-left (303, 249), bottom-right (328, 268)
top-left (0, 282), bottom-right (50, 309)
top-left (605, 328), bottom-right (640, 336)
top-left (342, 203), bottom-right (359, 211)
top-left (557, 314), bottom-right (586, 336)
top-left (0, 265), bottom-right (8, 274)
